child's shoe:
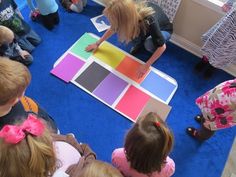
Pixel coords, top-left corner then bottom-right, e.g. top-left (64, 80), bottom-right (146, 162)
top-left (195, 56), bottom-right (208, 72)
top-left (194, 114), bottom-right (203, 124)
top-left (186, 127), bottom-right (198, 139)
top-left (30, 10), bottom-right (40, 21)
top-left (203, 64), bottom-right (215, 79)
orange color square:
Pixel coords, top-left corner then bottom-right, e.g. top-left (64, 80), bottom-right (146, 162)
top-left (116, 56), bottom-right (149, 84)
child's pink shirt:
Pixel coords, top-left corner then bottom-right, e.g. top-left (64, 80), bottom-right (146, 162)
top-left (112, 148), bottom-right (175, 177)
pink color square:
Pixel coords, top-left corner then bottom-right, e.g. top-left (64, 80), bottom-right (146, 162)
top-left (115, 85), bottom-right (150, 121)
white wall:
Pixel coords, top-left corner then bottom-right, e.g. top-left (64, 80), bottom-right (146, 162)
top-left (172, 0), bottom-right (236, 76)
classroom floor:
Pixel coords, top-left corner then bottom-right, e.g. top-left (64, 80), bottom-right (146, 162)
top-left (16, 0), bottom-right (236, 177)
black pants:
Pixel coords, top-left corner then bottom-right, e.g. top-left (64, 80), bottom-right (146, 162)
top-left (41, 11), bottom-right (60, 30)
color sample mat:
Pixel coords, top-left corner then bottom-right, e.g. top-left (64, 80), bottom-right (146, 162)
top-left (51, 33), bottom-right (177, 122)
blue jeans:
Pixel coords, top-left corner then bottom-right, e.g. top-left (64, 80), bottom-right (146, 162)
top-left (17, 29), bottom-right (41, 53)
top-left (144, 31), bottom-right (171, 53)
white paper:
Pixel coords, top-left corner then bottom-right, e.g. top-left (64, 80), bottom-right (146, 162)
top-left (90, 14), bottom-right (110, 32)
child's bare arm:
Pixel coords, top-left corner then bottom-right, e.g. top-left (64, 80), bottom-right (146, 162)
top-left (85, 28), bottom-right (114, 52)
top-left (15, 43), bottom-right (30, 59)
top-left (137, 44), bottom-right (166, 79)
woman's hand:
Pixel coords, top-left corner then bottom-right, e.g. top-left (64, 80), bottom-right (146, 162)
top-left (137, 63), bottom-right (149, 79)
top-left (85, 42), bottom-right (99, 52)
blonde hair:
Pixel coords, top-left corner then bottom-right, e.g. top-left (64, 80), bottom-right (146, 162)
top-left (125, 112), bottom-right (174, 174)
top-left (0, 119), bottom-right (57, 177)
top-left (103, 0), bottom-right (154, 43)
top-left (0, 58), bottom-right (31, 105)
top-left (0, 25), bottom-right (14, 45)
top-left (79, 160), bottom-right (123, 177)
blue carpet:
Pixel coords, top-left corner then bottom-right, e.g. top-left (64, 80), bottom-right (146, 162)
top-left (18, 1), bottom-right (235, 177)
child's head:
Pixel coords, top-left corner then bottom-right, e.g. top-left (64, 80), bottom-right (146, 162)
top-left (103, 0), bottom-right (154, 43)
top-left (0, 114), bottom-right (57, 177)
top-left (0, 57), bottom-right (31, 106)
top-left (78, 160), bottom-right (123, 177)
top-left (124, 112), bottom-right (174, 174)
top-left (0, 25), bottom-right (14, 45)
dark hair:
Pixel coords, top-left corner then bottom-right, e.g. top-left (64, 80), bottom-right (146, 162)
top-left (124, 112), bottom-right (174, 174)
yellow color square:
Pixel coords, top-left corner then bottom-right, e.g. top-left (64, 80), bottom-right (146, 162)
top-left (93, 42), bottom-right (125, 68)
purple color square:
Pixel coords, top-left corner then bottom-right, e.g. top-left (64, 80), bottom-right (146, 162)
top-left (93, 73), bottom-right (128, 105)
top-left (51, 53), bottom-right (85, 83)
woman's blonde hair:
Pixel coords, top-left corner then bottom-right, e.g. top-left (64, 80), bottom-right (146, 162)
top-left (103, 0), bottom-right (154, 43)
top-left (79, 160), bottom-right (123, 177)
top-left (125, 112), bottom-right (174, 174)
top-left (0, 119), bottom-right (57, 177)
top-left (0, 25), bottom-right (14, 45)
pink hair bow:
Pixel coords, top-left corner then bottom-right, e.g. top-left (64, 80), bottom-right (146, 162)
top-left (0, 114), bottom-right (45, 144)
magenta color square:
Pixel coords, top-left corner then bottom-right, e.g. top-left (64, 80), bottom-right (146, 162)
top-left (93, 73), bottom-right (128, 105)
top-left (115, 86), bottom-right (150, 121)
top-left (51, 53), bottom-right (85, 83)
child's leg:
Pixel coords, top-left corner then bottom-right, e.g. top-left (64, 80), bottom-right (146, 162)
top-left (41, 14), bottom-right (55, 30)
top-left (196, 125), bottom-right (215, 140)
top-left (70, 1), bottom-right (83, 13)
top-left (52, 11), bottom-right (60, 25)
top-left (26, 29), bottom-right (42, 46)
top-left (30, 9), bottom-right (41, 21)
top-left (203, 62), bottom-right (215, 79)
top-left (60, 0), bottom-right (73, 11)
top-left (17, 35), bottom-right (36, 53)
top-left (186, 125), bottom-right (215, 141)
top-left (195, 55), bottom-right (209, 72)
top-left (11, 53), bottom-right (33, 66)
top-left (144, 31), bottom-right (171, 53)
top-left (130, 36), bottom-right (144, 55)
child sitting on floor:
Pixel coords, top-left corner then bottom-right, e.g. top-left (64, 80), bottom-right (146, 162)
top-left (0, 114), bottom-right (96, 177)
top-left (27, 0), bottom-right (60, 30)
top-left (60, 0), bottom-right (87, 13)
top-left (0, 25), bottom-right (33, 66)
top-left (0, 0), bottom-right (41, 52)
top-left (112, 112), bottom-right (175, 177)
top-left (0, 57), bottom-right (57, 132)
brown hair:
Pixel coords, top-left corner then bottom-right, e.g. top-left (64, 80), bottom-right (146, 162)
top-left (0, 25), bottom-right (14, 45)
top-left (79, 160), bottom-right (123, 177)
top-left (0, 118), bottom-right (57, 177)
top-left (0, 57), bottom-right (31, 105)
top-left (103, 0), bottom-right (154, 43)
top-left (124, 112), bottom-right (174, 174)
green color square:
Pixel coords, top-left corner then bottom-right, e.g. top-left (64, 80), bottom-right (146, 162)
top-left (70, 33), bottom-right (98, 60)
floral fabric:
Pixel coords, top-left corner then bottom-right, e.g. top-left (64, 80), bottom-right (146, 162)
top-left (196, 79), bottom-right (236, 131)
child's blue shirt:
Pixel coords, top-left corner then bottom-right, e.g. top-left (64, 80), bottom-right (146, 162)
top-left (27, 0), bottom-right (58, 15)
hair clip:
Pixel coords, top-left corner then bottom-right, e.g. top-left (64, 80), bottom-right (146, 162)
top-left (155, 121), bottom-right (160, 127)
